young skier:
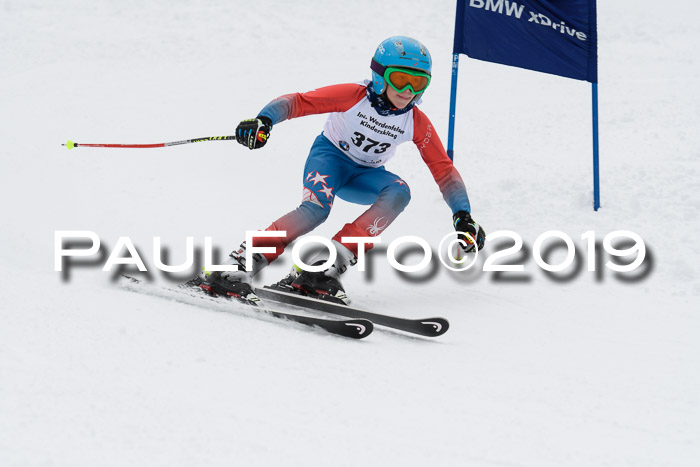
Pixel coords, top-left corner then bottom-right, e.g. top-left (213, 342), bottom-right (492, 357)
top-left (199, 36), bottom-right (486, 304)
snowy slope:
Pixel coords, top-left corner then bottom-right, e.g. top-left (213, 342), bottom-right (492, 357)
top-left (1, 1), bottom-right (699, 466)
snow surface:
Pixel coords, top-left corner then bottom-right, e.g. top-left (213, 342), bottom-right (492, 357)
top-left (1, 0), bottom-right (699, 466)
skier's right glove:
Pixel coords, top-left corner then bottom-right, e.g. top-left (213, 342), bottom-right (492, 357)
top-left (235, 116), bottom-right (272, 150)
top-left (453, 210), bottom-right (486, 253)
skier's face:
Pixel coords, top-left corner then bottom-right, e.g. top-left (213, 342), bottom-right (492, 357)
top-left (386, 86), bottom-right (414, 109)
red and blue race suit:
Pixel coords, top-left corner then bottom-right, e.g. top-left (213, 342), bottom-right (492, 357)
top-left (252, 82), bottom-right (473, 262)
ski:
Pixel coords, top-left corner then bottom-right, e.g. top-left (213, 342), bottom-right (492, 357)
top-left (255, 285), bottom-right (449, 337)
top-left (119, 276), bottom-right (373, 340)
top-left (256, 309), bottom-right (373, 339)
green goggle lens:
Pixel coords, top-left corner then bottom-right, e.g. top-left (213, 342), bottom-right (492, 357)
top-left (384, 67), bottom-right (431, 94)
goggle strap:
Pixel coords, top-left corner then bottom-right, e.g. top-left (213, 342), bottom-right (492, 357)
top-left (370, 58), bottom-right (386, 76)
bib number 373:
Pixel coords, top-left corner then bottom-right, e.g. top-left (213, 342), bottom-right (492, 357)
top-left (351, 131), bottom-right (391, 154)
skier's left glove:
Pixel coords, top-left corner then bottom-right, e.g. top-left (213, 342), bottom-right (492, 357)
top-left (453, 210), bottom-right (486, 253)
top-left (235, 116), bottom-right (272, 150)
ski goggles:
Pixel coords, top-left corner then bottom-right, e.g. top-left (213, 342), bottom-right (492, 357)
top-left (384, 67), bottom-right (431, 94)
top-left (371, 59), bottom-right (431, 95)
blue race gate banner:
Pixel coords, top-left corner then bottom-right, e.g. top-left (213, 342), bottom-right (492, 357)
top-left (453, 0), bottom-right (598, 82)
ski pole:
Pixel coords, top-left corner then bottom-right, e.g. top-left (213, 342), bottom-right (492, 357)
top-left (63, 135), bottom-right (236, 150)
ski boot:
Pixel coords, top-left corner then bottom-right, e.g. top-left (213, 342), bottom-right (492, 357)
top-left (290, 265), bottom-right (350, 305)
top-left (288, 240), bottom-right (357, 305)
top-left (198, 242), bottom-right (268, 306)
top-left (270, 264), bottom-right (302, 292)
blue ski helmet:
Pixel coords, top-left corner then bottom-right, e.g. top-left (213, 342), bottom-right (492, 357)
top-left (371, 36), bottom-right (432, 98)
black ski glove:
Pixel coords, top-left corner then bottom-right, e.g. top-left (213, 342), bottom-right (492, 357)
top-left (235, 116), bottom-right (272, 150)
top-left (453, 210), bottom-right (486, 253)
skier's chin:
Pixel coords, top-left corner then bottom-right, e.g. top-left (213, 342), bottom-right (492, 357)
top-left (392, 96), bottom-right (413, 109)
